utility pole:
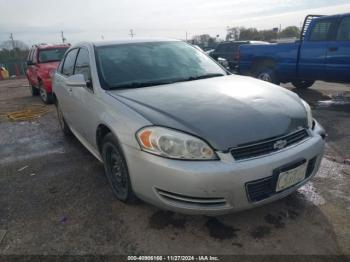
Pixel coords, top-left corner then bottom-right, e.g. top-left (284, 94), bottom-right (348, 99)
top-left (129, 29), bottom-right (135, 38)
top-left (9, 33), bottom-right (16, 58)
top-left (61, 31), bottom-right (66, 43)
top-left (10, 33), bottom-right (15, 50)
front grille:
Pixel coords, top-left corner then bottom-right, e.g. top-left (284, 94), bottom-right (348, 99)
top-left (246, 157), bottom-right (318, 202)
top-left (156, 189), bottom-right (227, 207)
top-left (231, 129), bottom-right (309, 161)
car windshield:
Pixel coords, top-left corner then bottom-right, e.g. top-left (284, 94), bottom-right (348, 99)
top-left (95, 41), bottom-right (227, 90)
top-left (38, 48), bottom-right (68, 63)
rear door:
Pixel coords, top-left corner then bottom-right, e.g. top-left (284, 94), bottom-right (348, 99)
top-left (326, 15), bottom-right (350, 82)
top-left (298, 17), bottom-right (337, 80)
top-left (54, 48), bottom-right (79, 125)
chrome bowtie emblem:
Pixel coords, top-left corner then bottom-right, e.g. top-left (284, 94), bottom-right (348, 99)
top-left (273, 140), bottom-right (287, 150)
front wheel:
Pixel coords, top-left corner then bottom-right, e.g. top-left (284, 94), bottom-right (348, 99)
top-left (255, 67), bottom-right (280, 85)
top-left (39, 82), bottom-right (54, 104)
top-left (291, 80), bottom-right (315, 89)
top-left (102, 133), bottom-right (138, 203)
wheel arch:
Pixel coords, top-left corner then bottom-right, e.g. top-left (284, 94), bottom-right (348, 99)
top-left (96, 123), bottom-right (125, 155)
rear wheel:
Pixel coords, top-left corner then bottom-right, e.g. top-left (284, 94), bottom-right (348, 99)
top-left (102, 133), bottom-right (138, 203)
top-left (291, 80), bottom-right (315, 89)
top-left (39, 82), bottom-right (54, 104)
top-left (255, 67), bottom-right (280, 85)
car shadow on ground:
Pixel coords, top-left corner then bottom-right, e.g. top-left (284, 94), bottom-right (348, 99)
top-left (289, 87), bottom-right (331, 106)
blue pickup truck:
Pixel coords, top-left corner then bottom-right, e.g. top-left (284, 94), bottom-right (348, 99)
top-left (238, 13), bottom-right (350, 88)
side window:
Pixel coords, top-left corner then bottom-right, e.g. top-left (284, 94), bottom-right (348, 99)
top-left (62, 49), bottom-right (79, 76)
top-left (336, 17), bottom-right (350, 41)
top-left (57, 59), bottom-right (64, 73)
top-left (74, 48), bottom-right (91, 82)
top-left (309, 19), bottom-right (333, 41)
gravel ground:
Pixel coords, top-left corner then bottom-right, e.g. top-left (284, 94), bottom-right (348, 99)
top-left (0, 78), bottom-right (349, 255)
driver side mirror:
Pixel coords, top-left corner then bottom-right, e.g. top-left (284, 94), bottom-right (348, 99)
top-left (66, 74), bottom-right (88, 87)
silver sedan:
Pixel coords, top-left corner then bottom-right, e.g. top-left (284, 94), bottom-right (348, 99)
top-left (53, 38), bottom-right (326, 215)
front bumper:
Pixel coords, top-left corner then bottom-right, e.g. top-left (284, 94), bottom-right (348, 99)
top-left (123, 122), bottom-right (326, 215)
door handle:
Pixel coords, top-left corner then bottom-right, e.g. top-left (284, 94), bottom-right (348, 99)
top-left (68, 87), bottom-right (73, 93)
top-left (329, 47), bottom-right (338, 52)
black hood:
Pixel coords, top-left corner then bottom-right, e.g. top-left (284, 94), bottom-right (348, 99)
top-left (108, 75), bottom-right (308, 151)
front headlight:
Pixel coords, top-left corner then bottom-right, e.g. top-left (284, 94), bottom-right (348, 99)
top-left (301, 99), bottom-right (313, 129)
top-left (136, 126), bottom-right (217, 160)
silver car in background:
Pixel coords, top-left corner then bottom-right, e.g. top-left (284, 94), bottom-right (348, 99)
top-left (53, 38), bottom-right (326, 215)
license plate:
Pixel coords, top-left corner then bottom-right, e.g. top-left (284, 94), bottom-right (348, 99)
top-left (276, 162), bottom-right (307, 192)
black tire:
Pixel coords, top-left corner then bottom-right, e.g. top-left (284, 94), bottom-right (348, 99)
top-left (56, 101), bottom-right (72, 136)
top-left (255, 67), bottom-right (280, 85)
top-left (102, 133), bottom-right (138, 204)
top-left (291, 80), bottom-right (315, 89)
top-left (39, 82), bottom-right (54, 104)
top-left (30, 85), bottom-right (39, 96)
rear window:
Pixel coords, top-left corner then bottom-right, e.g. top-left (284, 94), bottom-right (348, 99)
top-left (215, 43), bottom-right (229, 52)
top-left (309, 19), bottom-right (333, 41)
top-left (38, 48), bottom-right (68, 63)
top-left (226, 43), bottom-right (239, 52)
top-left (336, 17), bottom-right (350, 41)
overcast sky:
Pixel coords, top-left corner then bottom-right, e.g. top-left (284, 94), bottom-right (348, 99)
top-left (0, 0), bottom-right (349, 46)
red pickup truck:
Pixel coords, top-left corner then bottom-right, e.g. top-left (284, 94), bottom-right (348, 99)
top-left (26, 44), bottom-right (69, 103)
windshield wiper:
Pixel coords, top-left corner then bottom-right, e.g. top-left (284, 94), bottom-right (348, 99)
top-left (185, 73), bottom-right (225, 81)
top-left (109, 80), bottom-right (173, 90)
top-left (108, 74), bottom-right (225, 90)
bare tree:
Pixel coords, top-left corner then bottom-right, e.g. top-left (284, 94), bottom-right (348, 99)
top-left (226, 27), bottom-right (241, 41)
top-left (0, 40), bottom-right (29, 51)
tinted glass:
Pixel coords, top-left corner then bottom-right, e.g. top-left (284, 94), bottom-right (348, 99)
top-left (75, 48), bottom-right (91, 81)
top-left (215, 43), bottom-right (229, 52)
top-left (227, 43), bottom-right (239, 52)
top-left (337, 17), bottom-right (350, 41)
top-left (96, 41), bottom-right (226, 89)
top-left (38, 48), bottom-right (68, 63)
top-left (309, 19), bottom-right (333, 41)
top-left (62, 49), bottom-right (79, 76)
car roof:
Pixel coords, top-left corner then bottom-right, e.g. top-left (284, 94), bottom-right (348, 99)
top-left (34, 43), bottom-right (70, 50)
top-left (219, 41), bottom-right (268, 45)
top-left (89, 38), bottom-right (181, 47)
top-left (315, 12), bottom-right (350, 21)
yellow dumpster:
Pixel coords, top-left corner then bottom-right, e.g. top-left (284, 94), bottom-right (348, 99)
top-left (0, 67), bottom-right (10, 80)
